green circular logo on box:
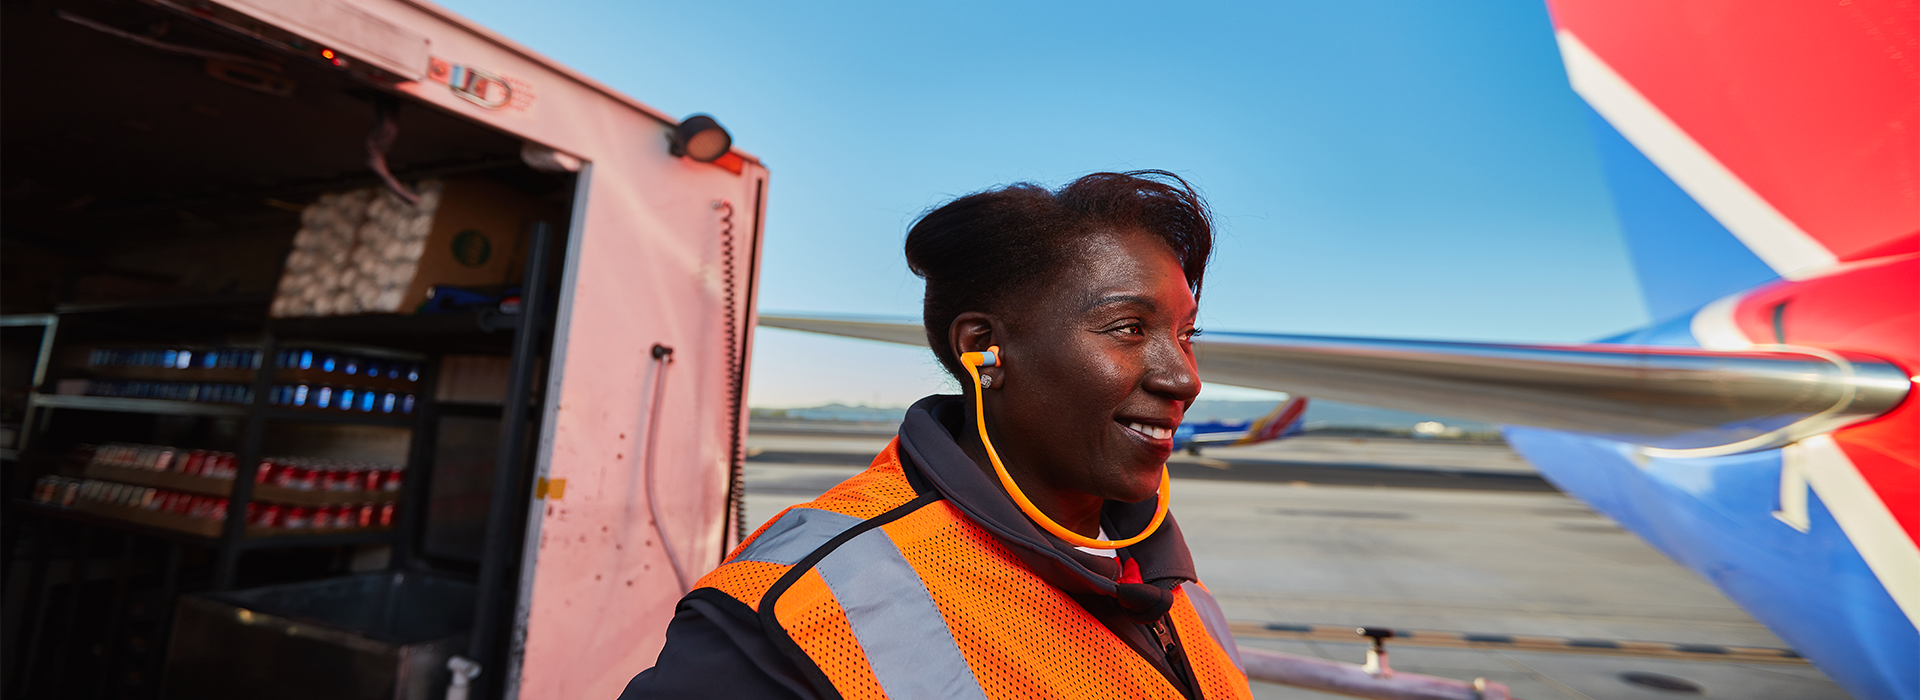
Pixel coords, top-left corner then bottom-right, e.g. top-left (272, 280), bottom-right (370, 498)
top-left (451, 230), bottom-right (492, 267)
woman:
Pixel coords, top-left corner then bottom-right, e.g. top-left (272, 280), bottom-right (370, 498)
top-left (623, 171), bottom-right (1252, 699)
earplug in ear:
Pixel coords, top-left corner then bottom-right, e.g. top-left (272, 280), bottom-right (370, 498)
top-left (961, 346), bottom-right (1000, 368)
top-left (964, 346), bottom-right (1000, 389)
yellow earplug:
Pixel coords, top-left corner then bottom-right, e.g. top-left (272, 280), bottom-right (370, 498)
top-left (962, 345), bottom-right (1170, 550)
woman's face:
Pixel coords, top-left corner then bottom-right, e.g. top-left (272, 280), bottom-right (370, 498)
top-left (969, 228), bottom-right (1201, 507)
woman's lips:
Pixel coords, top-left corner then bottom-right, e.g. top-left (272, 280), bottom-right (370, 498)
top-left (1117, 419), bottom-right (1177, 459)
top-left (1123, 421), bottom-right (1174, 441)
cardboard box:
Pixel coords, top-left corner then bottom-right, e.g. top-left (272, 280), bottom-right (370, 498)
top-left (397, 176), bottom-right (550, 313)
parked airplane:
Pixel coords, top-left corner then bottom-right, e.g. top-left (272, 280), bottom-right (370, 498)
top-left (1175, 397), bottom-right (1309, 455)
top-left (760, 2), bottom-right (1918, 698)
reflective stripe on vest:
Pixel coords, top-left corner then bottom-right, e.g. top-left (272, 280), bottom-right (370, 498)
top-left (736, 507), bottom-right (862, 565)
top-left (816, 526), bottom-right (990, 699)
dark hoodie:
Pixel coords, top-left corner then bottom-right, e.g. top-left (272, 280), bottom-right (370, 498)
top-left (621, 395), bottom-right (1207, 699)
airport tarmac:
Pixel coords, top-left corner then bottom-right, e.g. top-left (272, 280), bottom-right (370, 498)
top-left (743, 430), bottom-right (1850, 699)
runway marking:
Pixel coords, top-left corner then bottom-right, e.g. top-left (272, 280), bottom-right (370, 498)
top-left (1229, 621), bottom-right (1808, 665)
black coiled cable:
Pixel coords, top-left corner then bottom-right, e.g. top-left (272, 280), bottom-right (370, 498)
top-left (715, 200), bottom-right (748, 555)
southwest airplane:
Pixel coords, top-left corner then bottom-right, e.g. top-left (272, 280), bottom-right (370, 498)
top-left (1174, 396), bottom-right (1308, 455)
top-left (762, 1), bottom-right (1918, 698)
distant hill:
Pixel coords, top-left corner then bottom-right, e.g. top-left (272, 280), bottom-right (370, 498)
top-left (751, 404), bottom-right (906, 423)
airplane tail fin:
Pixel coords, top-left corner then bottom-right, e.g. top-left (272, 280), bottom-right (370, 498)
top-left (1234, 397), bottom-right (1309, 446)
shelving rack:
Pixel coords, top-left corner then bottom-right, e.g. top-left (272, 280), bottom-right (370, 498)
top-left (3, 223), bottom-right (556, 699)
top-left (13, 325), bottom-right (434, 564)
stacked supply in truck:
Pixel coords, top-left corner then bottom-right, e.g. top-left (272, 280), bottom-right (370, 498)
top-left (274, 182), bottom-right (444, 317)
top-left (272, 176), bottom-right (554, 317)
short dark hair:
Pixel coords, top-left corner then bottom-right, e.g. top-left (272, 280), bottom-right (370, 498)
top-left (904, 170), bottom-right (1215, 382)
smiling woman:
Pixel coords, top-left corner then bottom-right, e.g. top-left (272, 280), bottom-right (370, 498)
top-left (914, 173), bottom-right (1208, 547)
top-left (621, 172), bottom-right (1254, 700)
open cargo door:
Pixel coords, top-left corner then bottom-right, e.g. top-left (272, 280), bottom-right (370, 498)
top-left (2, 1), bottom-right (767, 698)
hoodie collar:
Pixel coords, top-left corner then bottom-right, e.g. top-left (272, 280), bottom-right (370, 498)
top-left (895, 394), bottom-right (1197, 599)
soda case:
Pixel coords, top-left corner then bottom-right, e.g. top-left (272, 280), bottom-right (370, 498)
top-left (269, 383), bottom-right (417, 414)
top-left (254, 456), bottom-right (405, 494)
top-left (87, 346), bottom-right (422, 382)
top-left (82, 346), bottom-right (423, 410)
top-left (275, 348), bottom-right (421, 385)
top-left (32, 475), bottom-right (81, 507)
top-left (246, 501), bottom-right (395, 530)
top-left (80, 443), bottom-right (405, 492)
top-left (88, 347), bottom-right (264, 371)
top-left (88, 443), bottom-right (240, 479)
top-left (35, 475), bottom-right (232, 521)
top-left (83, 380), bottom-right (253, 405)
top-left (33, 475), bottom-right (397, 532)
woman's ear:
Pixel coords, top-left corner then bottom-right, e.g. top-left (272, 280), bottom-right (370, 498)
top-left (950, 312), bottom-right (997, 356)
top-left (950, 312), bottom-right (1003, 389)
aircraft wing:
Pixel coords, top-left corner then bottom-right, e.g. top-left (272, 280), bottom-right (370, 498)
top-left (759, 314), bottom-right (929, 347)
top-left (759, 313), bottom-right (1908, 457)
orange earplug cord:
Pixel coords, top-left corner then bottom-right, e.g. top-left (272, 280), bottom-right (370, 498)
top-left (961, 346), bottom-right (1170, 550)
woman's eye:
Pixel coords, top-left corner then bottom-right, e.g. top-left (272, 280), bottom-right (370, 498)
top-left (1180, 328), bottom-right (1201, 341)
top-left (1109, 323), bottom-right (1144, 336)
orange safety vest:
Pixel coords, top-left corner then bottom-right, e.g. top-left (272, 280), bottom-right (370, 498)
top-left (697, 439), bottom-right (1254, 700)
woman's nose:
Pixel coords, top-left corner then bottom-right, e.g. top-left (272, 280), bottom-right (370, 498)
top-left (1144, 336), bottom-right (1201, 401)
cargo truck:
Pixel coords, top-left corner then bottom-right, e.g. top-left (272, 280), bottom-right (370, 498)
top-left (0, 1), bottom-right (765, 698)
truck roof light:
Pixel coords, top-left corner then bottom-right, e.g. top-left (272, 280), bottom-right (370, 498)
top-left (670, 114), bottom-right (732, 163)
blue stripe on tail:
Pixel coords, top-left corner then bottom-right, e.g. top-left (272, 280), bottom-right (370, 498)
top-left (1581, 103), bottom-right (1778, 323)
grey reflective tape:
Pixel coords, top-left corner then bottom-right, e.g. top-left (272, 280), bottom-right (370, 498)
top-left (736, 508), bottom-right (862, 566)
top-left (815, 528), bottom-right (989, 700)
top-left (1182, 581), bottom-right (1244, 671)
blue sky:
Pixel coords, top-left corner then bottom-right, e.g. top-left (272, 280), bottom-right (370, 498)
top-left (438, 0), bottom-right (1648, 407)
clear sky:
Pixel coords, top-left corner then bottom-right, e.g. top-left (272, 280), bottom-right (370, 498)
top-left (438, 0), bottom-right (1648, 407)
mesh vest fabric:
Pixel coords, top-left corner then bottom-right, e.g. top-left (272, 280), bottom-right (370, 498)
top-left (695, 440), bottom-right (1254, 700)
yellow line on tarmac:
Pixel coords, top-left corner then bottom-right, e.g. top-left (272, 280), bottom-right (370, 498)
top-left (1228, 621), bottom-right (1809, 666)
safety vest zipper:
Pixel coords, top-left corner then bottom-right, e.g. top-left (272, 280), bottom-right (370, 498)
top-left (1152, 616), bottom-right (1202, 699)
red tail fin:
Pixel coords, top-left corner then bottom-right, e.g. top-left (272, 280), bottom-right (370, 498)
top-left (1235, 397), bottom-right (1309, 446)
